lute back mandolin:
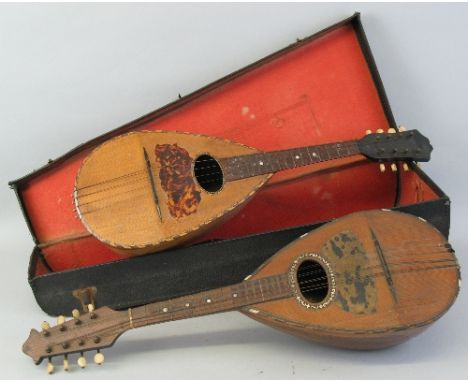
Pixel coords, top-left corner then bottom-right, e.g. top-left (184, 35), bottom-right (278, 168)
top-left (74, 128), bottom-right (432, 255)
top-left (23, 210), bottom-right (459, 373)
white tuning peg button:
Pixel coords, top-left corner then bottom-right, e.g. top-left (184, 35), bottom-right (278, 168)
top-left (365, 129), bottom-right (372, 135)
top-left (78, 353), bottom-right (87, 369)
top-left (376, 129), bottom-right (384, 133)
top-left (87, 303), bottom-right (95, 313)
top-left (388, 128), bottom-right (396, 133)
top-left (72, 309), bottom-right (81, 319)
top-left (57, 315), bottom-right (66, 325)
top-left (47, 359), bottom-right (54, 374)
top-left (403, 163), bottom-right (410, 171)
top-left (63, 355), bottom-right (70, 372)
top-left (399, 126), bottom-right (407, 132)
top-left (94, 350), bottom-right (105, 365)
top-left (391, 163), bottom-right (398, 172)
top-left (379, 163), bottom-right (386, 173)
top-left (41, 321), bottom-right (50, 331)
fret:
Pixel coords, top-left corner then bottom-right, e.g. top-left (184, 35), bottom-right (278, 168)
top-left (258, 279), bottom-right (265, 302)
top-left (285, 151), bottom-right (295, 169)
top-left (290, 150), bottom-right (299, 168)
top-left (335, 143), bottom-right (343, 158)
top-left (294, 148), bottom-right (307, 167)
top-left (308, 146), bottom-right (321, 162)
top-left (317, 145), bottom-right (328, 161)
top-left (253, 279), bottom-right (264, 302)
top-left (305, 146), bottom-right (314, 163)
top-left (324, 144), bottom-right (332, 160)
top-left (219, 139), bottom-right (361, 181)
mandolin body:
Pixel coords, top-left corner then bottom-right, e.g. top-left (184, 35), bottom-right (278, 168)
top-left (75, 129), bottom-right (432, 256)
top-left (22, 211), bottom-right (460, 367)
top-left (75, 131), bottom-right (271, 255)
top-left (243, 210), bottom-right (460, 349)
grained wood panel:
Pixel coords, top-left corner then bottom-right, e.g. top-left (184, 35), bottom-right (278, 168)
top-left (75, 131), bottom-right (270, 255)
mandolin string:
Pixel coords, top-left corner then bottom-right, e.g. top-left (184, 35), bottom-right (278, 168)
top-left (297, 253), bottom-right (456, 277)
top-left (78, 191), bottom-right (155, 216)
top-left (109, 262), bottom-right (459, 340)
top-left (77, 184), bottom-right (150, 208)
top-left (300, 260), bottom-right (457, 281)
top-left (296, 255), bottom-right (456, 275)
top-left (296, 259), bottom-right (457, 286)
top-left (43, 262), bottom-right (458, 356)
top-left (77, 154), bottom-right (237, 190)
top-left (76, 169), bottom-right (147, 191)
top-left (297, 263), bottom-right (459, 293)
top-left (77, 143), bottom-right (361, 209)
top-left (294, 254), bottom-right (456, 284)
top-left (128, 263), bottom-right (459, 328)
top-left (77, 174), bottom-right (149, 199)
top-left (75, 141), bottom-right (359, 194)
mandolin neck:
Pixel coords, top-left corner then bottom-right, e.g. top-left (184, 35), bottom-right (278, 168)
top-left (221, 140), bottom-right (360, 181)
top-left (129, 274), bottom-right (291, 329)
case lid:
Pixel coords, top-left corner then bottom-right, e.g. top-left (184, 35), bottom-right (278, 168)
top-left (10, 13), bottom-right (447, 272)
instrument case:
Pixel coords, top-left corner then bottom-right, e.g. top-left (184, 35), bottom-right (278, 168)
top-left (9, 13), bottom-right (450, 316)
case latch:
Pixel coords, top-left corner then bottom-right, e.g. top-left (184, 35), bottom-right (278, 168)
top-left (72, 286), bottom-right (97, 312)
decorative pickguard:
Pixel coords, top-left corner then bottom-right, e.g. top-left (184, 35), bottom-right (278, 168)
top-left (321, 231), bottom-right (377, 314)
top-left (155, 143), bottom-right (201, 218)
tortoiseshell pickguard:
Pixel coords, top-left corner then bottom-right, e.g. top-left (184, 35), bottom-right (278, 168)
top-left (322, 231), bottom-right (377, 314)
top-left (155, 143), bottom-right (201, 218)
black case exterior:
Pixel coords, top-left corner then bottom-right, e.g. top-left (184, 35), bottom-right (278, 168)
top-left (11, 14), bottom-right (450, 316)
top-left (29, 199), bottom-right (449, 316)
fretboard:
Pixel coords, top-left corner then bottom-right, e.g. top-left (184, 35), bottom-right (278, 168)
top-left (221, 140), bottom-right (360, 181)
top-left (129, 274), bottom-right (291, 328)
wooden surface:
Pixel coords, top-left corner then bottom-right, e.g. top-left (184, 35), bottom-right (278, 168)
top-left (244, 210), bottom-right (459, 349)
top-left (23, 210), bottom-right (460, 367)
top-left (75, 131), bottom-right (270, 255)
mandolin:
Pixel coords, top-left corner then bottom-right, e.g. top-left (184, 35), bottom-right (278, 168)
top-left (74, 128), bottom-right (433, 255)
top-left (23, 210), bottom-right (459, 373)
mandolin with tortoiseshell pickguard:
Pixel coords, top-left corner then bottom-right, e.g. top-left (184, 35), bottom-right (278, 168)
top-left (23, 211), bottom-right (459, 373)
top-left (74, 128), bottom-right (432, 255)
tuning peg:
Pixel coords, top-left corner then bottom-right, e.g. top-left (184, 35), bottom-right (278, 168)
top-left (63, 355), bottom-right (70, 372)
top-left (399, 126), bottom-right (407, 132)
top-left (365, 129), bottom-right (372, 135)
top-left (88, 303), bottom-right (97, 319)
top-left (57, 315), bottom-right (66, 325)
top-left (89, 305), bottom-right (97, 319)
top-left (41, 321), bottom-right (50, 330)
top-left (387, 128), bottom-right (396, 133)
top-left (403, 163), bottom-right (410, 171)
top-left (72, 308), bottom-right (82, 324)
top-left (379, 163), bottom-right (386, 173)
top-left (376, 129), bottom-right (384, 133)
top-left (78, 353), bottom-right (87, 369)
top-left (46, 358), bottom-right (54, 374)
top-left (94, 350), bottom-right (105, 365)
top-left (391, 163), bottom-right (398, 172)
top-left (41, 321), bottom-right (50, 336)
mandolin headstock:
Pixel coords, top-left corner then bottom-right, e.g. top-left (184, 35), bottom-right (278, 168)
top-left (22, 305), bottom-right (128, 373)
top-left (358, 127), bottom-right (433, 165)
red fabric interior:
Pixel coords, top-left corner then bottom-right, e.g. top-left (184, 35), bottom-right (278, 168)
top-left (19, 24), bottom-right (439, 274)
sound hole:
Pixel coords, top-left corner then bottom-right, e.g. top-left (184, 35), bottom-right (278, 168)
top-left (297, 260), bottom-right (329, 303)
top-left (194, 154), bottom-right (224, 192)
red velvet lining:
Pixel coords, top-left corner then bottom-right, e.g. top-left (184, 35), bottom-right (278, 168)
top-left (20, 25), bottom-right (439, 273)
